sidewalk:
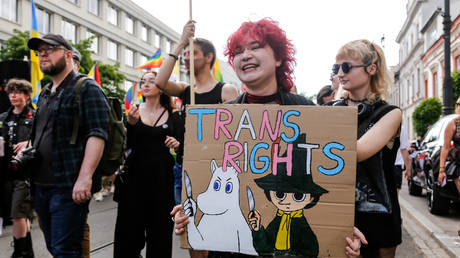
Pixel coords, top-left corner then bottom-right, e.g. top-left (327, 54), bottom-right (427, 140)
top-left (399, 194), bottom-right (460, 257)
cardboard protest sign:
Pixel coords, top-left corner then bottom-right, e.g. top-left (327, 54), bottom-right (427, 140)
top-left (181, 104), bottom-right (357, 257)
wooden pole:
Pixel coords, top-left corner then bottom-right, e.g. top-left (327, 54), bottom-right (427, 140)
top-left (189, 0), bottom-right (195, 105)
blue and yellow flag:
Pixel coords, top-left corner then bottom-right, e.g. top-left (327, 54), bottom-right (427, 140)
top-left (30, 0), bottom-right (44, 106)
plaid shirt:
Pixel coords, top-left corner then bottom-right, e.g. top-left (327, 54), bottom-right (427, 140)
top-left (35, 72), bottom-right (109, 189)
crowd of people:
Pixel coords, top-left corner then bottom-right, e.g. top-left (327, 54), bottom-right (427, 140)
top-left (0, 14), bottom-right (428, 258)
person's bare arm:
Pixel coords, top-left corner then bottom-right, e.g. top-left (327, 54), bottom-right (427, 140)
top-left (439, 119), bottom-right (455, 183)
top-left (155, 20), bottom-right (194, 97)
top-left (73, 136), bottom-right (105, 204)
top-left (221, 83), bottom-right (239, 102)
top-left (401, 148), bottom-right (411, 179)
top-left (357, 109), bottom-right (402, 162)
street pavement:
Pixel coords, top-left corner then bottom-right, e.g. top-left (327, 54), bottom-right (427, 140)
top-left (0, 184), bottom-right (455, 258)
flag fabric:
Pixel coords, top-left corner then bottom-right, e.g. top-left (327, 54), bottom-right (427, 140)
top-left (212, 58), bottom-right (223, 83)
top-left (124, 82), bottom-right (143, 116)
top-left (88, 62), bottom-right (102, 86)
top-left (169, 60), bottom-right (181, 82)
top-left (136, 49), bottom-right (162, 70)
top-left (30, 0), bottom-right (44, 106)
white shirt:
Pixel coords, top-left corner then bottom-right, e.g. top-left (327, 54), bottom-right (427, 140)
top-left (395, 127), bottom-right (409, 166)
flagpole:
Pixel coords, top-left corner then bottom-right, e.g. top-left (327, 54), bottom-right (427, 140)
top-left (189, 0), bottom-right (195, 105)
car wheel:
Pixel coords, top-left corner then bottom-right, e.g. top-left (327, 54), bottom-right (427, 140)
top-left (428, 185), bottom-right (450, 215)
top-left (408, 179), bottom-right (423, 196)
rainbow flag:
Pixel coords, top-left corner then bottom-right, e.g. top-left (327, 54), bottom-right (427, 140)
top-left (30, 0), bottom-right (44, 106)
top-left (136, 49), bottom-right (162, 70)
top-left (88, 62), bottom-right (101, 86)
top-left (212, 58), bottom-right (223, 82)
top-left (124, 82), bottom-right (143, 116)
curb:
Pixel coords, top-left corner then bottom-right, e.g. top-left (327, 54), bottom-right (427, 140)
top-left (399, 195), bottom-right (459, 257)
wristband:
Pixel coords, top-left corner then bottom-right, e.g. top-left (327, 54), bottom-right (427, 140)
top-left (168, 53), bottom-right (179, 60)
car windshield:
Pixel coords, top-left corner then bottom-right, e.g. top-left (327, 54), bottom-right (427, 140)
top-left (423, 115), bottom-right (457, 145)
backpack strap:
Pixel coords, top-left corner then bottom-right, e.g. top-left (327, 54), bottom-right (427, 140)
top-left (358, 103), bottom-right (397, 139)
top-left (70, 76), bottom-right (92, 145)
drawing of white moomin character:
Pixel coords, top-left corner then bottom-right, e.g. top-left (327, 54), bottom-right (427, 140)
top-left (183, 159), bottom-right (257, 255)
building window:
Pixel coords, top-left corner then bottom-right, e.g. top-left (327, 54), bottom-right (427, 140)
top-left (141, 24), bottom-right (148, 41)
top-left (154, 33), bottom-right (160, 48)
top-left (139, 54), bottom-right (147, 66)
top-left (433, 72), bottom-right (438, 97)
top-left (107, 5), bottom-right (118, 26)
top-left (166, 40), bottom-right (171, 53)
top-left (107, 40), bottom-right (118, 61)
top-left (0, 0), bottom-right (17, 22)
top-left (61, 20), bottom-right (76, 43)
top-left (125, 16), bottom-right (134, 34)
top-left (36, 8), bottom-right (50, 34)
top-left (88, 0), bottom-right (99, 16)
top-left (455, 55), bottom-right (460, 71)
top-left (416, 68), bottom-right (420, 96)
top-left (427, 23), bottom-right (438, 47)
top-left (424, 79), bottom-right (428, 99)
top-left (67, 0), bottom-right (78, 4)
top-left (125, 48), bottom-right (134, 67)
top-left (86, 31), bottom-right (98, 54)
top-left (406, 79), bottom-right (410, 103)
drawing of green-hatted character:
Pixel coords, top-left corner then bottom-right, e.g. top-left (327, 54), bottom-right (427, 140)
top-left (248, 134), bottom-right (328, 257)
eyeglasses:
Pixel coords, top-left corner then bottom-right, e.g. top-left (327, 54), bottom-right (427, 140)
top-left (139, 79), bottom-right (156, 85)
top-left (34, 45), bottom-right (66, 56)
top-left (332, 62), bottom-right (367, 75)
top-left (456, 103), bottom-right (460, 107)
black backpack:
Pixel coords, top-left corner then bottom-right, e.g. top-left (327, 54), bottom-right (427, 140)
top-left (70, 76), bottom-right (126, 176)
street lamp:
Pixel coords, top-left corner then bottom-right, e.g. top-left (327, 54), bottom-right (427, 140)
top-left (442, 0), bottom-right (454, 116)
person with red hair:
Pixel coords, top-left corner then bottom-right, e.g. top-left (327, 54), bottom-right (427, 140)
top-left (171, 18), bottom-right (365, 258)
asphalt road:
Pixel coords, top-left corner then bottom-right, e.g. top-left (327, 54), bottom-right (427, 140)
top-left (0, 188), bottom-right (436, 257)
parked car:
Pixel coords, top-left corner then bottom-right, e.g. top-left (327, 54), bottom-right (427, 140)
top-left (411, 114), bottom-right (460, 215)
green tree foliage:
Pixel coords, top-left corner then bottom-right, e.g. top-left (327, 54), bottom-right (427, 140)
top-left (0, 29), bottom-right (29, 61)
top-left (72, 37), bottom-right (126, 102)
top-left (0, 31), bottom-right (126, 103)
top-left (412, 97), bottom-right (442, 137)
top-left (98, 63), bottom-right (126, 102)
top-left (453, 71), bottom-right (460, 104)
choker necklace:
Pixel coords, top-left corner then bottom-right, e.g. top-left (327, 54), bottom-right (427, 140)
top-left (345, 97), bottom-right (368, 103)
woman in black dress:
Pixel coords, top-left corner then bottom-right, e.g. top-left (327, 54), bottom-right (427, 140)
top-left (114, 71), bottom-right (182, 258)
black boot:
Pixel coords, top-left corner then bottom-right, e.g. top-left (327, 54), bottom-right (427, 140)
top-left (11, 235), bottom-right (34, 258)
top-left (25, 232), bottom-right (34, 258)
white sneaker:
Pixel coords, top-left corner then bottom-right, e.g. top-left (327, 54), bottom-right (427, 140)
top-left (102, 189), bottom-right (110, 197)
top-left (93, 192), bottom-right (104, 201)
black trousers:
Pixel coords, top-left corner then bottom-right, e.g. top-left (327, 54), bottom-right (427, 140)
top-left (114, 192), bottom-right (174, 258)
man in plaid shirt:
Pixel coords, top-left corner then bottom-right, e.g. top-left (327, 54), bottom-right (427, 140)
top-left (27, 34), bottom-right (109, 258)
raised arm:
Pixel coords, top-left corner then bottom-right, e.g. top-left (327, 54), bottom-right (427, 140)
top-left (155, 20), bottom-right (195, 97)
top-left (357, 109), bottom-right (402, 162)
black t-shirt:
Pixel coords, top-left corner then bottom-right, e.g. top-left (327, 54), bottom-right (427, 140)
top-left (33, 71), bottom-right (76, 186)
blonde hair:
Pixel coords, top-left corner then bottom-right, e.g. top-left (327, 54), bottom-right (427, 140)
top-left (336, 39), bottom-right (392, 102)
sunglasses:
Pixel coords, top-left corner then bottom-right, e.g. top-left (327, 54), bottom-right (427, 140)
top-left (332, 62), bottom-right (367, 75)
top-left (456, 103), bottom-right (460, 107)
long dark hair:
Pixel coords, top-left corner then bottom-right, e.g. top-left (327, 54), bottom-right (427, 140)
top-left (141, 71), bottom-right (175, 112)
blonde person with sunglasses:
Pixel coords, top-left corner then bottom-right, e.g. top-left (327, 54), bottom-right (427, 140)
top-left (327, 39), bottom-right (402, 258)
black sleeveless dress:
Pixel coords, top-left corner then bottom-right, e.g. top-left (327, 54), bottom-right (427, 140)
top-left (114, 110), bottom-right (182, 258)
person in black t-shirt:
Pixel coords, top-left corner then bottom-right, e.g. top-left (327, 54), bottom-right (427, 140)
top-left (155, 20), bottom-right (238, 105)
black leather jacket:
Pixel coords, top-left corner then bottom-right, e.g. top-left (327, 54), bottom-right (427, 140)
top-left (0, 106), bottom-right (35, 172)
